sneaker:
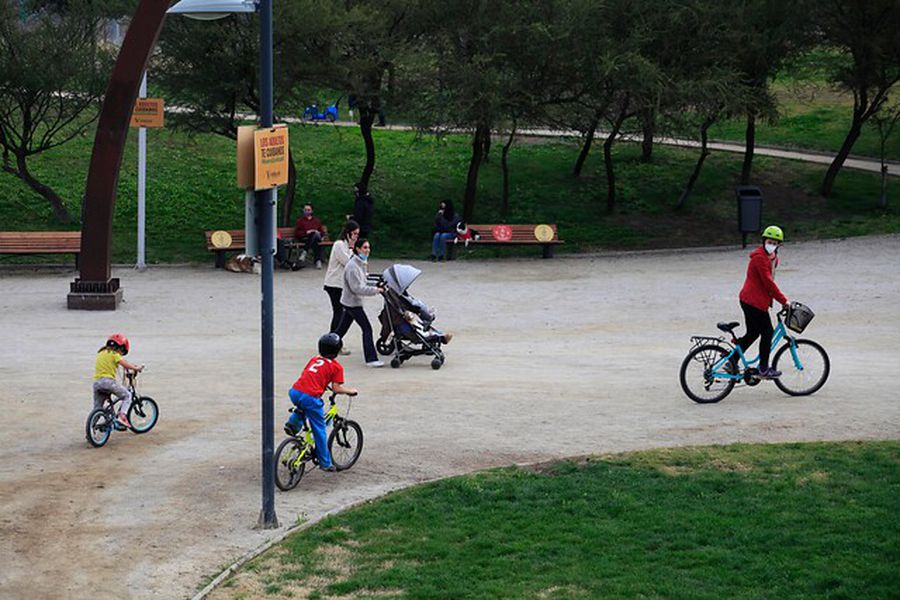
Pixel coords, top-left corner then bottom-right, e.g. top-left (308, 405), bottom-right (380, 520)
top-left (283, 422), bottom-right (299, 437)
top-left (442, 333), bottom-right (453, 344)
top-left (758, 367), bottom-right (782, 379)
top-left (365, 360), bottom-right (385, 368)
top-left (437, 256), bottom-right (445, 262)
top-left (116, 413), bottom-right (131, 428)
top-left (298, 250), bottom-right (307, 263)
top-left (430, 255), bottom-right (437, 262)
top-left (320, 465), bottom-right (337, 472)
top-left (315, 259), bottom-right (323, 270)
top-left (339, 347), bottom-right (351, 356)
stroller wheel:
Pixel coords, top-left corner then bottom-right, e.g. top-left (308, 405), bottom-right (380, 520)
top-left (377, 338), bottom-right (395, 356)
top-left (431, 357), bottom-right (443, 370)
top-left (390, 358), bottom-right (401, 369)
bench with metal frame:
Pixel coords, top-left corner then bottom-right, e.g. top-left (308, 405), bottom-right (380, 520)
top-left (204, 227), bottom-right (333, 268)
top-left (446, 223), bottom-right (563, 259)
top-left (0, 231), bottom-right (82, 266)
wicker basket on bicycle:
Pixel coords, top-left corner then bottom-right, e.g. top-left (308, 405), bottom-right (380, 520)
top-left (785, 302), bottom-right (815, 333)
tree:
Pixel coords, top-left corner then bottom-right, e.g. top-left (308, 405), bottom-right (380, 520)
top-left (727, 0), bottom-right (813, 185)
top-left (155, 5), bottom-right (306, 225)
top-left (0, 1), bottom-right (111, 223)
top-left (871, 97), bottom-right (899, 208)
top-left (816, 0), bottom-right (900, 197)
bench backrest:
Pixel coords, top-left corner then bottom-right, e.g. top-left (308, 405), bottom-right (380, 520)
top-left (0, 231), bottom-right (82, 253)
top-left (467, 224), bottom-right (559, 243)
top-left (205, 227), bottom-right (329, 250)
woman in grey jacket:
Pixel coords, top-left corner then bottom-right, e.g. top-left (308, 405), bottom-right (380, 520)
top-left (334, 238), bottom-right (385, 367)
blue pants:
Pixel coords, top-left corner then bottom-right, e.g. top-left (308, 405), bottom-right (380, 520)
top-left (287, 388), bottom-right (332, 468)
top-left (432, 232), bottom-right (455, 258)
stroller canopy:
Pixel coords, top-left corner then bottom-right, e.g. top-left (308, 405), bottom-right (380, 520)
top-left (382, 264), bottom-right (421, 294)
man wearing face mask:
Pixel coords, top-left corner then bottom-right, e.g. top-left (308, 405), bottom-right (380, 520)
top-left (736, 225), bottom-right (790, 379)
top-left (294, 203), bottom-right (327, 269)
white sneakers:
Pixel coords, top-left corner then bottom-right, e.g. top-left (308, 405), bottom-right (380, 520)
top-left (339, 347), bottom-right (351, 356)
top-left (298, 250), bottom-right (307, 263)
top-left (315, 259), bottom-right (323, 270)
top-left (365, 360), bottom-right (384, 368)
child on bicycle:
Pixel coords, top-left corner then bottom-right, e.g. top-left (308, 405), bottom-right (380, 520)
top-left (284, 333), bottom-right (358, 472)
top-left (737, 225), bottom-right (790, 379)
top-left (94, 334), bottom-right (144, 428)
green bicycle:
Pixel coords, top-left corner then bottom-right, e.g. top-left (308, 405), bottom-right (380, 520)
top-left (274, 390), bottom-right (364, 491)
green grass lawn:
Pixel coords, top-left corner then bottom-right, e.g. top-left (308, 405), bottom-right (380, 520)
top-left (215, 441), bottom-right (899, 600)
top-left (1, 124), bottom-right (898, 266)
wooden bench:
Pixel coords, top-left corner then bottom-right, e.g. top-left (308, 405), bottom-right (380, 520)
top-left (447, 224), bottom-right (563, 259)
top-left (204, 227), bottom-right (333, 268)
top-left (0, 231), bottom-right (82, 266)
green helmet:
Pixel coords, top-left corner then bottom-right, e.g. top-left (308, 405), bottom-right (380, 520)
top-left (762, 225), bottom-right (784, 242)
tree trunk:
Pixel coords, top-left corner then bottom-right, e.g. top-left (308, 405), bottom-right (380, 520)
top-left (740, 111), bottom-right (756, 185)
top-left (677, 116), bottom-right (715, 210)
top-left (573, 112), bottom-right (599, 178)
top-left (640, 107), bottom-right (655, 163)
top-left (482, 132), bottom-right (491, 163)
top-left (5, 153), bottom-right (72, 223)
top-left (358, 107), bottom-right (377, 191)
top-left (281, 147), bottom-right (297, 226)
top-left (501, 119), bottom-right (517, 217)
top-left (603, 105), bottom-right (629, 213)
top-left (822, 115), bottom-right (863, 198)
top-left (463, 124), bottom-right (489, 223)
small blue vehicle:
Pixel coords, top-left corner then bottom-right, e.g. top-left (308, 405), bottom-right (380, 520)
top-left (303, 102), bottom-right (338, 122)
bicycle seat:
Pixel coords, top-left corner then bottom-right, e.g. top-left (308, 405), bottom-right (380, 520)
top-left (717, 321), bottom-right (741, 333)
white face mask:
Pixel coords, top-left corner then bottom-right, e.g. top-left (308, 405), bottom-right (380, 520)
top-left (765, 242), bottom-right (778, 255)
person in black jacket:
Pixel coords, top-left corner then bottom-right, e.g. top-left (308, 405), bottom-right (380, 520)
top-left (352, 183), bottom-right (374, 238)
top-left (431, 200), bottom-right (460, 262)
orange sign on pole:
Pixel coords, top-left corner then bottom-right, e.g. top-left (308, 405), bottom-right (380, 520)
top-left (129, 98), bottom-right (164, 128)
top-left (253, 125), bottom-right (289, 190)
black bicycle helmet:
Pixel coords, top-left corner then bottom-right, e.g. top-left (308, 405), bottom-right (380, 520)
top-left (318, 333), bottom-right (342, 359)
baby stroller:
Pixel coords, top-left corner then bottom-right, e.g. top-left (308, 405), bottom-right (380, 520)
top-left (376, 264), bottom-right (448, 370)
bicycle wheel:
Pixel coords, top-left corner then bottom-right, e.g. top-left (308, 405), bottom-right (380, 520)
top-left (679, 345), bottom-right (736, 404)
top-left (275, 438), bottom-right (307, 491)
top-left (128, 397), bottom-right (159, 434)
top-left (86, 408), bottom-right (113, 447)
top-left (328, 420), bottom-right (363, 471)
top-left (772, 339), bottom-right (830, 396)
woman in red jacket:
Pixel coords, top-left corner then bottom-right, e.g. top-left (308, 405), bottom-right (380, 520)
top-left (737, 225), bottom-right (790, 379)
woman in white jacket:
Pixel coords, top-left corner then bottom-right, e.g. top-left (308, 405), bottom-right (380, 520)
top-left (334, 237), bottom-right (385, 367)
top-left (324, 220), bottom-right (359, 335)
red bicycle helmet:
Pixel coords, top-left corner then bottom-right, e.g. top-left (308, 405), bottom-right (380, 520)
top-left (107, 333), bottom-right (130, 355)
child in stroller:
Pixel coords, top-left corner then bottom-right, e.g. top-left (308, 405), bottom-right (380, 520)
top-left (376, 264), bottom-right (452, 370)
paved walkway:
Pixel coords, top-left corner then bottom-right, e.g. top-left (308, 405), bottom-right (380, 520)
top-left (304, 119), bottom-right (900, 177)
top-left (1, 235), bottom-right (898, 599)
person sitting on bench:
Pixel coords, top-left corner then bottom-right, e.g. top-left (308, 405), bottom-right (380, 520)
top-left (294, 203), bottom-right (328, 269)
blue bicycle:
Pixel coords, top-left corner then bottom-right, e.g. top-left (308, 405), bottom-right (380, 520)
top-left (679, 302), bottom-right (830, 403)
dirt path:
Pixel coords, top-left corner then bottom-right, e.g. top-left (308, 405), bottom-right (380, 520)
top-left (1, 236), bottom-right (898, 599)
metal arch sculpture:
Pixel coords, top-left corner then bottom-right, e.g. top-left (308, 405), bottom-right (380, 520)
top-left (68, 0), bottom-right (170, 310)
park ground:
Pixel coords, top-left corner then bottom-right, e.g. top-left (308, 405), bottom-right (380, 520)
top-left (0, 235), bottom-right (898, 598)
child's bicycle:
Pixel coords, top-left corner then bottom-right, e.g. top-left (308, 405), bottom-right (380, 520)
top-left (85, 370), bottom-right (159, 447)
top-left (274, 390), bottom-right (363, 491)
top-left (679, 302), bottom-right (830, 403)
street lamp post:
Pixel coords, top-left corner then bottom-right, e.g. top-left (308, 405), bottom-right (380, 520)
top-left (167, 0), bottom-right (279, 529)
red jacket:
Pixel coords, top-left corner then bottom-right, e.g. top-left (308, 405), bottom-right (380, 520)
top-left (739, 246), bottom-right (787, 311)
top-left (294, 215), bottom-right (323, 238)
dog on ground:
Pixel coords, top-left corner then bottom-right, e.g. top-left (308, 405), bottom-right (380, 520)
top-left (224, 254), bottom-right (260, 274)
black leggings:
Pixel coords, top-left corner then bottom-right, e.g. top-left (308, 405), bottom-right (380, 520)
top-left (324, 286), bottom-right (344, 333)
top-left (334, 304), bottom-right (377, 363)
top-left (737, 301), bottom-right (774, 370)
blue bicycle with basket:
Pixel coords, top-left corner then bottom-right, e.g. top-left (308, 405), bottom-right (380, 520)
top-left (679, 302), bottom-right (830, 403)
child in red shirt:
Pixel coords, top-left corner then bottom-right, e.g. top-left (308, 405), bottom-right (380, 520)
top-left (284, 333), bottom-right (357, 471)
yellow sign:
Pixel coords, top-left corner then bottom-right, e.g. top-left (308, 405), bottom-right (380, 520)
top-left (210, 230), bottom-right (233, 249)
top-left (253, 126), bottom-right (289, 190)
top-left (534, 224), bottom-right (554, 242)
top-left (130, 98), bottom-right (164, 128)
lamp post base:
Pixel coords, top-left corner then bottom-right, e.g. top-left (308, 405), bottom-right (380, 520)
top-left (255, 509), bottom-right (279, 530)
top-left (67, 278), bottom-right (123, 310)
